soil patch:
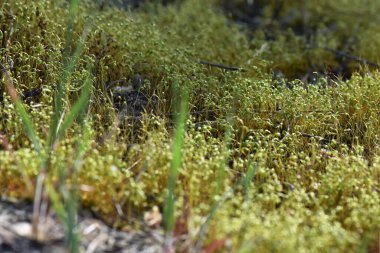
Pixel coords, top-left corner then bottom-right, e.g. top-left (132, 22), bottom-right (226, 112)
top-left (0, 198), bottom-right (165, 253)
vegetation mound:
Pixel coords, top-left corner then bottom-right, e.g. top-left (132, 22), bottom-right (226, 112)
top-left (0, 0), bottom-right (380, 252)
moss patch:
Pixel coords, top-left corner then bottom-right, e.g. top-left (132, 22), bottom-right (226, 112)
top-left (1, 0), bottom-right (380, 252)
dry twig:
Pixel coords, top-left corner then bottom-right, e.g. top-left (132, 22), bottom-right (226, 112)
top-left (324, 47), bottom-right (380, 68)
top-left (199, 60), bottom-right (246, 72)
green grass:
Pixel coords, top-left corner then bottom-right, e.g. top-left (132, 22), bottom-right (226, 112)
top-left (1, 0), bottom-right (380, 252)
top-left (2, 0), bottom-right (92, 250)
top-left (163, 86), bottom-right (188, 241)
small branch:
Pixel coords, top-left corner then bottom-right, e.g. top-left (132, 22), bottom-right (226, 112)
top-left (199, 60), bottom-right (246, 72)
top-left (324, 47), bottom-right (380, 68)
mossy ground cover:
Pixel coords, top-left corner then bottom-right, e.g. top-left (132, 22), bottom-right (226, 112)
top-left (0, 0), bottom-right (380, 252)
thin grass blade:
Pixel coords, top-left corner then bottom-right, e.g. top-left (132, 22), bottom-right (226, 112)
top-left (243, 161), bottom-right (257, 201)
top-left (47, 0), bottom-right (89, 148)
top-left (45, 179), bottom-right (67, 222)
top-left (164, 88), bottom-right (189, 237)
top-left (193, 161), bottom-right (259, 252)
top-left (56, 73), bottom-right (92, 140)
top-left (1, 63), bottom-right (41, 153)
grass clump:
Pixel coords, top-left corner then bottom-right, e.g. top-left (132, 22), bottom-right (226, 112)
top-left (1, 0), bottom-right (380, 252)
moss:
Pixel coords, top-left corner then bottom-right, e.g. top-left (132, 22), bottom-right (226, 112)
top-left (1, 0), bottom-right (380, 252)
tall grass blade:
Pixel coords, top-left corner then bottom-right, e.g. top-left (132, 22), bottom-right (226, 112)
top-left (29, 0), bottom-right (90, 247)
top-left (63, 0), bottom-right (79, 63)
top-left (65, 115), bottom-right (92, 253)
top-left (47, 0), bottom-right (89, 148)
top-left (164, 88), bottom-right (189, 238)
top-left (56, 72), bottom-right (92, 140)
top-left (1, 63), bottom-right (42, 153)
top-left (14, 100), bottom-right (42, 152)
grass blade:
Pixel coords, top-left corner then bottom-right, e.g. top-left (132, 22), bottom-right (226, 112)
top-left (56, 72), bottom-right (92, 140)
top-left (193, 161), bottom-right (259, 252)
top-left (14, 100), bottom-right (42, 152)
top-left (164, 88), bottom-right (189, 237)
top-left (1, 63), bottom-right (41, 153)
top-left (47, 0), bottom-right (89, 148)
top-left (62, 0), bottom-right (79, 64)
top-left (214, 115), bottom-right (234, 196)
top-left (45, 179), bottom-right (67, 222)
top-left (243, 161), bottom-right (257, 201)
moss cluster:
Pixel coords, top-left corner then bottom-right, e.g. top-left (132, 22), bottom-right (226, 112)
top-left (1, 0), bottom-right (380, 252)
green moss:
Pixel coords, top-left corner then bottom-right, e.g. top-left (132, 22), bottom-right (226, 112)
top-left (1, 0), bottom-right (380, 252)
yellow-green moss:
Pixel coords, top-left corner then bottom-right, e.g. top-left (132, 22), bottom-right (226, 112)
top-left (1, 0), bottom-right (380, 252)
